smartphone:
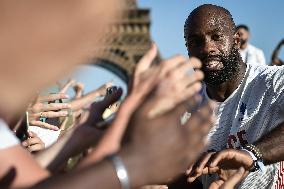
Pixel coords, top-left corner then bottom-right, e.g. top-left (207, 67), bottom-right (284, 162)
top-left (45, 97), bottom-right (63, 128)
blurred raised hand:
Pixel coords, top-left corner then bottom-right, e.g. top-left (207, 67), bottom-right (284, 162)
top-left (187, 149), bottom-right (251, 187)
top-left (80, 44), bottom-right (206, 165)
top-left (116, 91), bottom-right (214, 187)
top-left (27, 93), bottom-right (71, 131)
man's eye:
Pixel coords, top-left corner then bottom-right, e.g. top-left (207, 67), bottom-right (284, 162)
top-left (212, 34), bottom-right (222, 41)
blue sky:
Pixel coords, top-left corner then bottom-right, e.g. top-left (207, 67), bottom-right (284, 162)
top-left (51, 1), bottom-right (284, 95)
top-left (139, 0), bottom-right (284, 64)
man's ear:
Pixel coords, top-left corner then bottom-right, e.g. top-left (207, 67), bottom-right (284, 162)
top-left (234, 32), bottom-right (241, 48)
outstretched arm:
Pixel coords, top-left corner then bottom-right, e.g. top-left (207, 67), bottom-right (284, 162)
top-left (70, 82), bottom-right (112, 112)
top-left (34, 126), bottom-right (104, 172)
top-left (255, 122), bottom-right (284, 164)
top-left (271, 39), bottom-right (284, 66)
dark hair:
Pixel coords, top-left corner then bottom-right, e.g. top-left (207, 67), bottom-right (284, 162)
top-left (236, 24), bottom-right (249, 32)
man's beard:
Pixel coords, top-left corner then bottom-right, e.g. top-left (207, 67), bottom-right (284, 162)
top-left (201, 45), bottom-right (241, 86)
top-left (240, 39), bottom-right (247, 46)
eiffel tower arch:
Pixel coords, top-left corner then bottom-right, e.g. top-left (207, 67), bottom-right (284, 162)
top-left (94, 0), bottom-right (160, 83)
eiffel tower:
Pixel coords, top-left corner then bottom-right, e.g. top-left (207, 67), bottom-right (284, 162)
top-left (95, 0), bottom-right (159, 82)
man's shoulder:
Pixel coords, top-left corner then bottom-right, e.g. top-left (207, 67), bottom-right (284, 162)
top-left (248, 64), bottom-right (284, 89)
top-left (248, 44), bottom-right (263, 52)
top-left (249, 64), bottom-right (284, 76)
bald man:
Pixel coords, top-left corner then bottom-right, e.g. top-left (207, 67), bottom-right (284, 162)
top-left (184, 4), bottom-right (284, 189)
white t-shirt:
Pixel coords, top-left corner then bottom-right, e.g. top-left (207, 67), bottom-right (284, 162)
top-left (240, 44), bottom-right (266, 66)
top-left (0, 119), bottom-right (20, 149)
top-left (200, 64), bottom-right (284, 189)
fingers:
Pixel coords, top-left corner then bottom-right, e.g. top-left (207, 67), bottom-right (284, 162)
top-left (22, 131), bottom-right (45, 152)
top-left (34, 110), bottom-right (68, 118)
top-left (182, 82), bottom-right (203, 102)
top-left (96, 81), bottom-right (113, 96)
top-left (186, 165), bottom-right (193, 175)
top-left (187, 152), bottom-right (215, 182)
top-left (59, 117), bottom-right (69, 131)
top-left (160, 56), bottom-right (202, 78)
top-left (220, 167), bottom-right (245, 189)
top-left (30, 120), bottom-right (59, 131)
top-left (159, 55), bottom-right (187, 77)
top-left (161, 64), bottom-right (203, 96)
top-left (135, 43), bottom-right (158, 76)
top-left (59, 79), bottom-right (76, 93)
top-left (88, 87), bottom-right (123, 117)
top-left (26, 143), bottom-right (45, 153)
top-left (22, 138), bottom-right (41, 147)
top-left (38, 103), bottom-right (71, 112)
top-left (183, 70), bottom-right (204, 87)
top-left (37, 93), bottom-right (69, 103)
top-left (170, 58), bottom-right (203, 80)
top-left (188, 57), bottom-right (202, 69)
top-left (209, 150), bottom-right (230, 168)
top-left (209, 180), bottom-right (225, 189)
top-left (209, 149), bottom-right (253, 170)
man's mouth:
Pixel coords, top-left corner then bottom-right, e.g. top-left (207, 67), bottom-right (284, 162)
top-left (203, 58), bottom-right (224, 71)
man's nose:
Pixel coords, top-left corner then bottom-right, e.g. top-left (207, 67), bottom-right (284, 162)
top-left (202, 38), bottom-right (217, 55)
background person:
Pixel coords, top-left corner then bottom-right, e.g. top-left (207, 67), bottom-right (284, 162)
top-left (236, 24), bottom-right (266, 66)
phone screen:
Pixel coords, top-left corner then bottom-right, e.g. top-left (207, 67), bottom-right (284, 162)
top-left (45, 98), bottom-right (63, 127)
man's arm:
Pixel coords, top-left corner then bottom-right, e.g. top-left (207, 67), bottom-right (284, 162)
top-left (0, 143), bottom-right (144, 189)
top-left (0, 146), bottom-right (49, 188)
top-left (69, 82), bottom-right (112, 112)
top-left (34, 125), bottom-right (104, 172)
top-left (187, 122), bottom-right (284, 185)
top-left (31, 150), bottom-right (145, 189)
top-left (271, 39), bottom-right (284, 66)
top-left (255, 122), bottom-right (284, 164)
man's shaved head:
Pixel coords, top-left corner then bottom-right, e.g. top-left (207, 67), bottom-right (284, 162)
top-left (184, 4), bottom-right (242, 86)
top-left (184, 4), bottom-right (236, 48)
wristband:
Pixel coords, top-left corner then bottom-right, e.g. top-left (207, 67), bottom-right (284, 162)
top-left (107, 154), bottom-right (130, 189)
top-left (241, 147), bottom-right (266, 173)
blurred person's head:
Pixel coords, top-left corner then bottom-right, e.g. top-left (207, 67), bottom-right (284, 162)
top-left (236, 25), bottom-right (250, 49)
top-left (184, 4), bottom-right (242, 86)
top-left (0, 0), bottom-right (124, 119)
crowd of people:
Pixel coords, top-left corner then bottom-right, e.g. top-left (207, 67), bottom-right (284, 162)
top-left (0, 1), bottom-right (283, 189)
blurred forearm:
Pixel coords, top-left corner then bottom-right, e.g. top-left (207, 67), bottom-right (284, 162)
top-left (255, 122), bottom-right (284, 164)
top-left (34, 126), bottom-right (104, 173)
